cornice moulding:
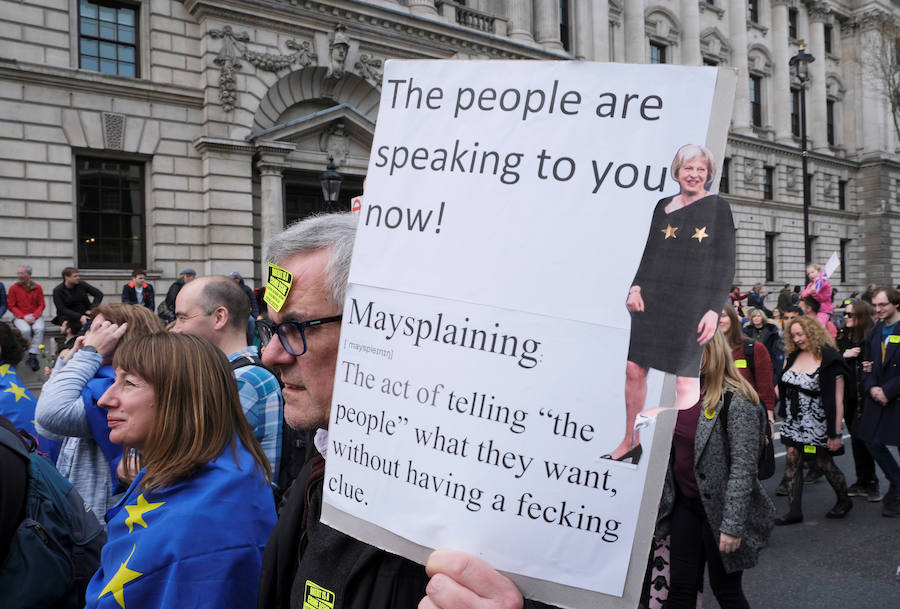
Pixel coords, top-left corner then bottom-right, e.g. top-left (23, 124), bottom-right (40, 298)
top-left (185, 0), bottom-right (566, 60)
top-left (0, 60), bottom-right (204, 108)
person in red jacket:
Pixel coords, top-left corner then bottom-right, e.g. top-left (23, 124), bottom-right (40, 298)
top-left (8, 265), bottom-right (44, 372)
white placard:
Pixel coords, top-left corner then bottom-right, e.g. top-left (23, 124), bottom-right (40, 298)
top-left (322, 60), bottom-right (735, 607)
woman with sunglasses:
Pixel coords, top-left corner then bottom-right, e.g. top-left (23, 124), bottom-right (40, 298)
top-left (836, 300), bottom-right (879, 501)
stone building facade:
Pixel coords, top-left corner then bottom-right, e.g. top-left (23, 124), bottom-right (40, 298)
top-left (1, 0), bottom-right (898, 316)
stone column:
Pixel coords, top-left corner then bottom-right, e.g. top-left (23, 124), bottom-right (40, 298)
top-left (255, 141), bottom-right (296, 279)
top-left (680, 0), bottom-right (701, 65)
top-left (573, 0), bottom-right (593, 60)
top-left (408, 0), bottom-right (438, 17)
top-left (592, 0), bottom-right (610, 61)
top-left (624, 0), bottom-right (644, 63)
top-left (729, 0), bottom-right (753, 134)
top-left (506, 1), bottom-right (535, 44)
top-left (533, 0), bottom-right (564, 51)
top-left (772, 0), bottom-right (792, 143)
top-left (807, 4), bottom-right (829, 151)
top-left (193, 136), bottom-right (257, 276)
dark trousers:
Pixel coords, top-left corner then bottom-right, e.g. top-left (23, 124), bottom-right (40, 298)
top-left (667, 494), bottom-right (750, 609)
top-left (845, 400), bottom-right (877, 484)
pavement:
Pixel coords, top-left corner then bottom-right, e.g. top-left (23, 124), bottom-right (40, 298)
top-left (701, 426), bottom-right (900, 608)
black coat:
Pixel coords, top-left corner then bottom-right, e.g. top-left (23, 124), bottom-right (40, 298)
top-left (860, 320), bottom-right (900, 446)
top-left (120, 281), bottom-right (154, 310)
top-left (258, 452), bottom-right (554, 609)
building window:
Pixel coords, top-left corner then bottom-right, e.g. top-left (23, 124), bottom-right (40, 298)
top-left (790, 87), bottom-right (800, 136)
top-left (703, 57), bottom-right (719, 66)
top-left (765, 233), bottom-right (776, 282)
top-left (650, 41), bottom-right (667, 64)
top-left (788, 8), bottom-right (798, 39)
top-left (763, 166), bottom-right (774, 199)
top-left (79, 0), bottom-right (138, 77)
top-left (824, 24), bottom-right (833, 55)
top-left (720, 158), bottom-right (730, 193)
top-left (840, 239), bottom-right (849, 282)
top-left (749, 74), bottom-right (763, 127)
top-left (838, 179), bottom-right (847, 210)
top-left (284, 171), bottom-right (365, 227)
top-left (76, 157), bottom-right (145, 268)
top-left (747, 0), bottom-right (759, 24)
top-left (559, 0), bottom-right (571, 52)
top-left (826, 99), bottom-right (836, 145)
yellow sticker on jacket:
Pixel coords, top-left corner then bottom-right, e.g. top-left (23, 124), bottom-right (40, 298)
top-left (734, 359), bottom-right (748, 368)
top-left (889, 335), bottom-right (900, 344)
top-left (303, 581), bottom-right (335, 609)
top-left (804, 445), bottom-right (817, 454)
top-left (264, 262), bottom-right (293, 312)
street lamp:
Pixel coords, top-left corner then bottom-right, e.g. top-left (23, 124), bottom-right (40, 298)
top-left (789, 44), bottom-right (815, 275)
top-left (320, 156), bottom-right (343, 205)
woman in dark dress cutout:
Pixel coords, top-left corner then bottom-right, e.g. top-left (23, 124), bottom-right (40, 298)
top-left (605, 144), bottom-right (735, 463)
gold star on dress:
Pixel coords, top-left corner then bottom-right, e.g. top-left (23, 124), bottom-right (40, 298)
top-left (3, 382), bottom-right (30, 402)
top-left (0, 364), bottom-right (11, 377)
top-left (661, 224), bottom-right (679, 239)
top-left (692, 226), bottom-right (709, 243)
top-left (98, 545), bottom-right (143, 609)
top-left (124, 494), bottom-right (165, 533)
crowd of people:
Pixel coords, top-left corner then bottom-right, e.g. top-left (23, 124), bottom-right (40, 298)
top-left (0, 216), bottom-right (899, 609)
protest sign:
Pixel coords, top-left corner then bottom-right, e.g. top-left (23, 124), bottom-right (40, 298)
top-left (321, 60), bottom-right (735, 607)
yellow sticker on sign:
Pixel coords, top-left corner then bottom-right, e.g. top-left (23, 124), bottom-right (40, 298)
top-left (889, 335), bottom-right (900, 344)
top-left (303, 581), bottom-right (335, 609)
top-left (734, 359), bottom-right (747, 369)
top-left (804, 445), bottom-right (817, 454)
top-left (264, 262), bottom-right (293, 313)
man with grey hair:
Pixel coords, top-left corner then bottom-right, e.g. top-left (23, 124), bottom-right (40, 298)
top-left (8, 265), bottom-right (45, 371)
top-left (257, 212), bottom-right (537, 609)
top-left (171, 275), bottom-right (285, 487)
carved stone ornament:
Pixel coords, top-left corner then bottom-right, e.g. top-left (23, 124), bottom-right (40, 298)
top-left (102, 112), bottom-right (125, 150)
top-left (319, 121), bottom-right (350, 167)
top-left (355, 53), bottom-right (384, 87)
top-left (326, 25), bottom-right (351, 81)
top-left (208, 25), bottom-right (317, 111)
top-left (786, 166), bottom-right (798, 191)
top-left (744, 158), bottom-right (757, 184)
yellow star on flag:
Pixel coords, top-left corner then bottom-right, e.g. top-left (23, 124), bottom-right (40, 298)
top-left (692, 226), bottom-right (709, 243)
top-left (98, 545), bottom-right (143, 609)
top-left (124, 494), bottom-right (165, 533)
top-left (661, 224), bottom-right (678, 239)
top-left (0, 364), bottom-right (11, 377)
top-left (3, 382), bottom-right (30, 402)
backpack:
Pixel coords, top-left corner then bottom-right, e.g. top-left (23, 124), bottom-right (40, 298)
top-left (230, 355), bottom-right (309, 504)
top-left (721, 392), bottom-right (776, 480)
top-left (0, 427), bottom-right (106, 609)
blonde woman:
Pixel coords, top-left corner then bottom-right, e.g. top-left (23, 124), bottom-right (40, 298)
top-left (776, 315), bottom-right (850, 524)
top-left (657, 331), bottom-right (774, 608)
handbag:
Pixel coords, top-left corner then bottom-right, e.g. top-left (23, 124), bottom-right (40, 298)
top-left (722, 392), bottom-right (776, 480)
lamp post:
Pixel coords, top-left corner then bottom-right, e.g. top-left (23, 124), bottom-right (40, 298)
top-left (320, 156), bottom-right (343, 205)
top-left (789, 44), bottom-right (815, 275)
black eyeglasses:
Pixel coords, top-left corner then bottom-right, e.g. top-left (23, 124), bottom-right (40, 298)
top-left (255, 315), bottom-right (342, 356)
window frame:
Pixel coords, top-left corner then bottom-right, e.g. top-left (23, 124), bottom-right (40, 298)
top-left (838, 179), bottom-right (847, 211)
top-left (75, 0), bottom-right (142, 78)
top-left (747, 0), bottom-right (760, 24)
top-left (749, 74), bottom-right (763, 127)
top-left (649, 41), bottom-right (667, 64)
top-left (559, 0), bottom-right (571, 52)
top-left (764, 233), bottom-right (775, 282)
top-left (788, 8), bottom-right (798, 40)
top-left (75, 155), bottom-right (147, 270)
top-left (720, 158), bottom-right (730, 194)
top-left (763, 165), bottom-right (774, 200)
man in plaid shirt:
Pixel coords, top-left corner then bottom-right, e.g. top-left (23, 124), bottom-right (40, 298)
top-left (172, 275), bottom-right (284, 483)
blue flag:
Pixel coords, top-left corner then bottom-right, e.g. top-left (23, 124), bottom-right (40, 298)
top-left (85, 439), bottom-right (276, 609)
top-left (0, 362), bottom-right (55, 455)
